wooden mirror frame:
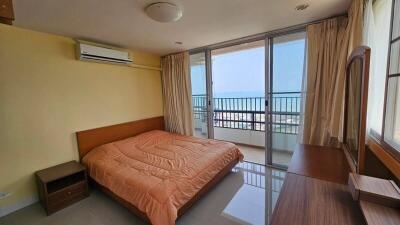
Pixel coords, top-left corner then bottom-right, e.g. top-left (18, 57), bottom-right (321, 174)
top-left (343, 46), bottom-right (371, 174)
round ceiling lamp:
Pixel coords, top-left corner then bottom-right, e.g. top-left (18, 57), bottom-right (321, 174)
top-left (146, 2), bottom-right (183, 23)
top-left (295, 3), bottom-right (309, 11)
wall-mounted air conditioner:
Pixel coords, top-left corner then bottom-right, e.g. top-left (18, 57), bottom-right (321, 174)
top-left (76, 41), bottom-right (133, 65)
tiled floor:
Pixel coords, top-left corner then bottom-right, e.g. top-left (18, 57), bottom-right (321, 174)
top-left (194, 130), bottom-right (293, 166)
top-left (237, 145), bottom-right (293, 166)
top-left (0, 162), bottom-right (286, 225)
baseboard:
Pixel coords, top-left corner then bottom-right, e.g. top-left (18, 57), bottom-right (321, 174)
top-left (0, 196), bottom-right (38, 217)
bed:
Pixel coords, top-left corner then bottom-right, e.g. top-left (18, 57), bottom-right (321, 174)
top-left (76, 116), bottom-right (243, 225)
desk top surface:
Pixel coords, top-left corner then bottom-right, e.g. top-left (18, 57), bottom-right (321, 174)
top-left (270, 173), bottom-right (366, 225)
top-left (288, 144), bottom-right (351, 184)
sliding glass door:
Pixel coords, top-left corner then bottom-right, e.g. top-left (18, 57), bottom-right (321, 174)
top-left (189, 30), bottom-right (306, 168)
top-left (268, 32), bottom-right (306, 167)
top-left (211, 40), bottom-right (266, 165)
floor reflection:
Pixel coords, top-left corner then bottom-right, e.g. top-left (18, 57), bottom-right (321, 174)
top-left (176, 161), bottom-right (286, 225)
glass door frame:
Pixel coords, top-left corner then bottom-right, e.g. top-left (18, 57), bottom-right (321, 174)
top-left (205, 49), bottom-right (215, 139)
top-left (190, 49), bottom-right (215, 139)
top-left (265, 37), bottom-right (273, 166)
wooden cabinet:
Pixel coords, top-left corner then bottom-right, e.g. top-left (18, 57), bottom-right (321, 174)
top-left (35, 161), bottom-right (89, 215)
top-left (0, 0), bottom-right (14, 25)
top-left (348, 173), bottom-right (400, 225)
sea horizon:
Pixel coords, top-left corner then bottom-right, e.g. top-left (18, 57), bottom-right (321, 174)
top-left (193, 91), bottom-right (301, 98)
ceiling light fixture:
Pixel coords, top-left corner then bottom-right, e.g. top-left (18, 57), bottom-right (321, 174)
top-left (146, 2), bottom-right (183, 23)
top-left (295, 3), bottom-right (309, 11)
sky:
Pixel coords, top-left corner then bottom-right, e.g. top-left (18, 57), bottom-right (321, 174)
top-left (190, 38), bottom-right (306, 97)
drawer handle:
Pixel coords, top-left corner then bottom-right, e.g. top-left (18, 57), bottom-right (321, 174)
top-left (67, 191), bottom-right (72, 195)
top-left (1, 5), bottom-right (6, 9)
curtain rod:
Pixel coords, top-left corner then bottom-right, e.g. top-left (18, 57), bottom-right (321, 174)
top-left (188, 13), bottom-right (348, 54)
top-left (128, 63), bottom-right (162, 71)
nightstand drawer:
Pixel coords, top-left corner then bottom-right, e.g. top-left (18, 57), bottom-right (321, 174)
top-left (47, 190), bottom-right (88, 214)
top-left (0, 0), bottom-right (14, 19)
top-left (48, 181), bottom-right (87, 206)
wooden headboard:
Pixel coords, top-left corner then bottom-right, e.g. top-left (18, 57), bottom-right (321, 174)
top-left (76, 116), bottom-right (164, 160)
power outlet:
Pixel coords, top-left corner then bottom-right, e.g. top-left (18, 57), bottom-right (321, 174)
top-left (0, 192), bottom-right (11, 200)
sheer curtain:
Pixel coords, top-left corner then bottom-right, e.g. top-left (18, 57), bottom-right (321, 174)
top-left (364, 0), bottom-right (392, 136)
top-left (161, 51), bottom-right (194, 136)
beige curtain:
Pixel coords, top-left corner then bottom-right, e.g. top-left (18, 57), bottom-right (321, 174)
top-left (302, 0), bottom-right (363, 146)
top-left (161, 51), bottom-right (194, 136)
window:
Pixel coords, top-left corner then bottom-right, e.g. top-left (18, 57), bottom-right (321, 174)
top-left (366, 0), bottom-right (392, 135)
top-left (382, 0), bottom-right (400, 158)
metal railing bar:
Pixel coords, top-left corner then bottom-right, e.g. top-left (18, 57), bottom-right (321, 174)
top-left (193, 93), bottom-right (301, 134)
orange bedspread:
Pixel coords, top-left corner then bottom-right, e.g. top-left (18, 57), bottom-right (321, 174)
top-left (82, 130), bottom-right (243, 225)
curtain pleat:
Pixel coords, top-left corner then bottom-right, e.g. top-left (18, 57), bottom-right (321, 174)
top-left (301, 0), bottom-right (363, 146)
top-left (161, 52), bottom-right (193, 136)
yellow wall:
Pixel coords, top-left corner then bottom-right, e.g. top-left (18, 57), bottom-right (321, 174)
top-left (0, 24), bottom-right (163, 212)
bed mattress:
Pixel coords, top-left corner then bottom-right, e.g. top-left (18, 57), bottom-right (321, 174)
top-left (82, 130), bottom-right (243, 225)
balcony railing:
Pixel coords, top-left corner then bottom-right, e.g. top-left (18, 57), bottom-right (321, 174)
top-left (192, 92), bottom-right (301, 134)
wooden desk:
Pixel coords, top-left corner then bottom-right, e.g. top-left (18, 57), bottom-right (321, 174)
top-left (270, 173), bottom-right (365, 225)
top-left (270, 144), bottom-right (366, 225)
top-left (288, 144), bottom-right (350, 184)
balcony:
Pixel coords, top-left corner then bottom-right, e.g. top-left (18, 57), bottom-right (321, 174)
top-left (193, 92), bottom-right (301, 166)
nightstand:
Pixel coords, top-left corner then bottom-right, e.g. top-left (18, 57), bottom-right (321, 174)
top-left (35, 161), bottom-right (89, 215)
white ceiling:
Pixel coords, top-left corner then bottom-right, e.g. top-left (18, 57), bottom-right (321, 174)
top-left (13, 0), bottom-right (351, 55)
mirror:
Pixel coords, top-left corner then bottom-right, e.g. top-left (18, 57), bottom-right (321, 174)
top-left (343, 46), bottom-right (370, 174)
top-left (345, 58), bottom-right (363, 164)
